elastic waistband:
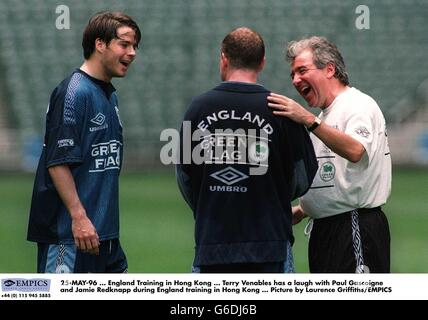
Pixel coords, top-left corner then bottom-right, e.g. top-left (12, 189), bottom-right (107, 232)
top-left (316, 207), bottom-right (382, 222)
top-left (357, 206), bottom-right (381, 214)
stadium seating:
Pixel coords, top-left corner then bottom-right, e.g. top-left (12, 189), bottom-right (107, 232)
top-left (0, 0), bottom-right (427, 169)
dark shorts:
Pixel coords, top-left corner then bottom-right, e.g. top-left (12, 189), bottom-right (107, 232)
top-left (37, 239), bottom-right (128, 273)
top-left (309, 207), bottom-right (390, 273)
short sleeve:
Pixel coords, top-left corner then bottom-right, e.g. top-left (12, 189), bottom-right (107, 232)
top-left (345, 111), bottom-right (374, 162)
top-left (45, 74), bottom-right (87, 167)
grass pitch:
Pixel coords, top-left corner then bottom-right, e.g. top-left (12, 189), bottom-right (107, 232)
top-left (0, 168), bottom-right (426, 273)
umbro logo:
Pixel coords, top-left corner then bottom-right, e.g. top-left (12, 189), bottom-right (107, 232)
top-left (355, 126), bottom-right (371, 138)
top-left (210, 167), bottom-right (249, 185)
top-left (90, 113), bottom-right (106, 126)
top-left (89, 113), bottom-right (108, 132)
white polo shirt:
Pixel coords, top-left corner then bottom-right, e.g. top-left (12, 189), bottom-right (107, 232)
top-left (300, 87), bottom-right (392, 219)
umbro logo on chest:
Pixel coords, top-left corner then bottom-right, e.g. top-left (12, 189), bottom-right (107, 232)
top-left (89, 112), bottom-right (109, 132)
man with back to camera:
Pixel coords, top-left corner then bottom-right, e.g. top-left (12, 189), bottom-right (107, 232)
top-left (176, 27), bottom-right (318, 273)
top-left (268, 36), bottom-right (391, 273)
top-left (27, 11), bottom-right (141, 273)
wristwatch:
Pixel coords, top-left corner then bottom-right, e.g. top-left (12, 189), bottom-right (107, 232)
top-left (307, 117), bottom-right (321, 132)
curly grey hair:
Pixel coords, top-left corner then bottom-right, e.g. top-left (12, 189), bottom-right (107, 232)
top-left (286, 36), bottom-right (349, 85)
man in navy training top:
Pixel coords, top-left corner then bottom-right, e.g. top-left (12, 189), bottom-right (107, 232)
top-left (27, 11), bottom-right (141, 273)
top-left (177, 27), bottom-right (318, 273)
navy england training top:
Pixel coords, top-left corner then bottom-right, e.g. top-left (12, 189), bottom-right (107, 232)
top-left (177, 82), bottom-right (318, 266)
top-left (27, 69), bottom-right (123, 244)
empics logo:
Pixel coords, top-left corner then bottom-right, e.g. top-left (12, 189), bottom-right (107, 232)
top-left (1, 278), bottom-right (50, 292)
top-left (90, 113), bottom-right (108, 132)
top-left (209, 167), bottom-right (248, 192)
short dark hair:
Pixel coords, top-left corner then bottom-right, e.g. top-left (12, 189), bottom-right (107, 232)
top-left (221, 27), bottom-right (265, 71)
top-left (82, 11), bottom-right (141, 59)
top-left (286, 36), bottom-right (349, 86)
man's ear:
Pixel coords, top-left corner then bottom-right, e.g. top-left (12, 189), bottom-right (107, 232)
top-left (95, 38), bottom-right (106, 53)
top-left (325, 62), bottom-right (336, 79)
top-left (220, 52), bottom-right (228, 68)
